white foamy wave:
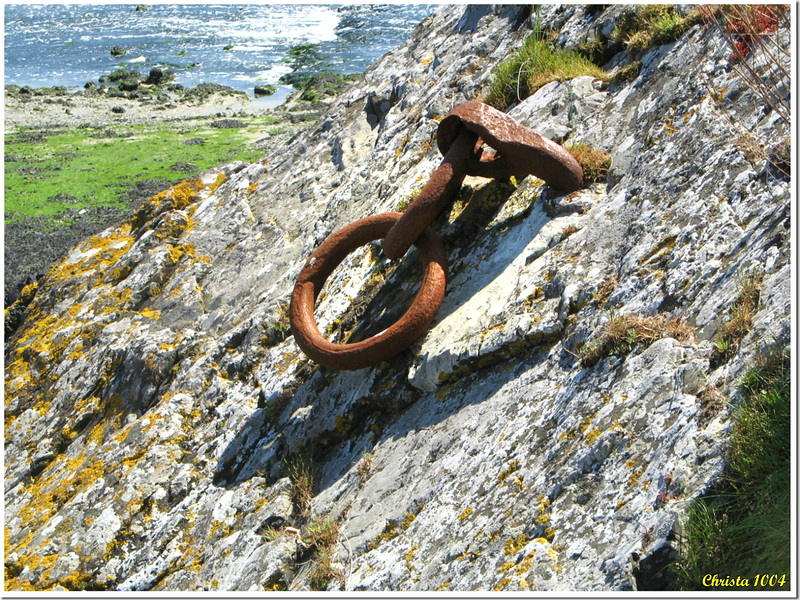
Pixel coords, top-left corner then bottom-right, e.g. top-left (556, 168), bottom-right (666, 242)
top-left (5, 3), bottom-right (433, 96)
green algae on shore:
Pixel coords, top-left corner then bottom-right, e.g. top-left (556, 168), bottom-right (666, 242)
top-left (4, 117), bottom-right (275, 223)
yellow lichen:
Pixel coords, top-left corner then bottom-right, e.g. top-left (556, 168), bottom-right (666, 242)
top-left (458, 507), bottom-right (474, 521)
top-left (628, 470), bottom-right (643, 486)
top-left (585, 429), bottom-right (601, 445)
top-left (504, 533), bottom-right (530, 556)
top-left (494, 577), bottom-right (512, 591)
top-left (498, 460), bottom-right (521, 482)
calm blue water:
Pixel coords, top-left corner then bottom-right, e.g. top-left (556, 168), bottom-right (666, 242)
top-left (4, 4), bottom-right (434, 100)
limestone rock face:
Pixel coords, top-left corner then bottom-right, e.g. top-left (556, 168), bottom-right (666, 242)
top-left (5, 5), bottom-right (791, 592)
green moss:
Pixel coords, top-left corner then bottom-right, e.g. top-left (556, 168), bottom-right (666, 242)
top-left (565, 142), bottom-right (612, 184)
top-left (610, 61), bottom-right (643, 85)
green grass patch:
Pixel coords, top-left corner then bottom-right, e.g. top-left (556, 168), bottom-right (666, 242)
top-left (4, 117), bottom-right (273, 224)
top-left (674, 346), bottom-right (790, 590)
top-left (485, 18), bottom-right (607, 110)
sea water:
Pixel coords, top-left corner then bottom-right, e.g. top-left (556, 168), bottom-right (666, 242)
top-left (4, 4), bottom-right (434, 103)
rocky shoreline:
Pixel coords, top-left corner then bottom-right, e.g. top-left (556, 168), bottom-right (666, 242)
top-left (4, 82), bottom-right (328, 306)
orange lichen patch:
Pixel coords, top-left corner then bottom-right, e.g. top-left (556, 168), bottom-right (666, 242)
top-left (46, 227), bottom-right (135, 288)
top-left (4, 553), bottom-right (59, 591)
top-left (4, 175), bottom-right (236, 592)
top-left (8, 449), bottom-right (108, 556)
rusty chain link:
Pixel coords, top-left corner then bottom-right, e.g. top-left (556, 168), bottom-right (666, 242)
top-left (290, 101), bottom-right (583, 370)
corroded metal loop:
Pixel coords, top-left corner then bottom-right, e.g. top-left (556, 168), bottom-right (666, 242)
top-left (292, 101), bottom-right (583, 370)
top-left (437, 101), bottom-right (584, 191)
top-left (290, 212), bottom-right (447, 371)
top-left (382, 127), bottom-right (477, 261)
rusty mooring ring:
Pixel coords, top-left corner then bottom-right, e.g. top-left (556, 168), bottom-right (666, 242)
top-left (437, 101), bottom-right (584, 191)
top-left (290, 212), bottom-right (447, 370)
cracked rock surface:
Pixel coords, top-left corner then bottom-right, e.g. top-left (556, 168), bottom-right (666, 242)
top-left (5, 4), bottom-right (791, 592)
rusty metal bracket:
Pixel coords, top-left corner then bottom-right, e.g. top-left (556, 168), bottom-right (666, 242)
top-left (437, 101), bottom-right (584, 189)
top-left (290, 101), bottom-right (583, 370)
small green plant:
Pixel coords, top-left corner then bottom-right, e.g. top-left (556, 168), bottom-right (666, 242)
top-left (580, 312), bottom-right (693, 367)
top-left (674, 346), bottom-right (790, 590)
top-left (565, 141), bottom-right (612, 184)
top-left (272, 301), bottom-right (291, 336)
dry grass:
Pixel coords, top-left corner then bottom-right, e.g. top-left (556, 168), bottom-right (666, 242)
top-left (698, 384), bottom-right (727, 427)
top-left (356, 452), bottom-right (374, 484)
top-left (593, 276), bottom-right (618, 308)
top-left (560, 225), bottom-right (579, 240)
top-left (698, 5), bottom-right (790, 179)
top-left (698, 5), bottom-right (790, 126)
top-left (580, 312), bottom-right (694, 367)
top-left (711, 272), bottom-right (763, 366)
top-left (565, 142), bottom-right (612, 184)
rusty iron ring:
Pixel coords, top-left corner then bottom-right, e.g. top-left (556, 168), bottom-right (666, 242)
top-left (437, 101), bottom-right (584, 191)
top-left (290, 212), bottom-right (447, 370)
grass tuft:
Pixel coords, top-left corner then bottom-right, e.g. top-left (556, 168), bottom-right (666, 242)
top-left (710, 272), bottom-right (763, 366)
top-left (285, 456), bottom-right (315, 521)
top-left (580, 312), bottom-right (693, 367)
top-left (485, 15), bottom-right (607, 111)
top-left (614, 5), bottom-right (704, 59)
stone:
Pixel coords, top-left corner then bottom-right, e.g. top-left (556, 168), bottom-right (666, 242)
top-left (254, 85), bottom-right (277, 97)
top-left (4, 3), bottom-right (790, 593)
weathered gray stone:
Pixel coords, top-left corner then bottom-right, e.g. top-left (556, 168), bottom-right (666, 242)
top-left (4, 4), bottom-right (791, 593)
